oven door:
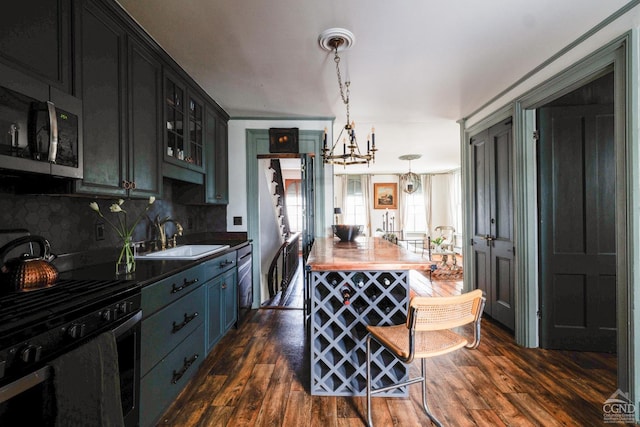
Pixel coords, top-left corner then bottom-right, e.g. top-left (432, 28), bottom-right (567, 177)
top-left (114, 310), bottom-right (142, 427)
top-left (0, 310), bottom-right (142, 426)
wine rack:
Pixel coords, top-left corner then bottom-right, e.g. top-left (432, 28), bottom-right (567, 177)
top-left (310, 270), bottom-right (410, 396)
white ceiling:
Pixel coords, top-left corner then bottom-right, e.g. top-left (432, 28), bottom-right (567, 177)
top-left (116, 0), bottom-right (630, 174)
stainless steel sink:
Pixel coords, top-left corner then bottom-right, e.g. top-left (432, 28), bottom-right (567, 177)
top-left (135, 244), bottom-right (230, 260)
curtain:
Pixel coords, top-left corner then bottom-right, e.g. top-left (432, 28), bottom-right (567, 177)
top-left (361, 174), bottom-right (372, 236)
top-left (338, 174), bottom-right (348, 223)
top-left (421, 174), bottom-right (432, 235)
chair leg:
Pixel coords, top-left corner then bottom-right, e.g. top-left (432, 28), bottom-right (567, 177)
top-left (420, 358), bottom-right (443, 427)
top-left (366, 334), bottom-right (373, 427)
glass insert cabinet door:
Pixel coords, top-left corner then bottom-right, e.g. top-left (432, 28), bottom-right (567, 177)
top-left (188, 96), bottom-right (203, 166)
top-left (165, 75), bottom-right (203, 168)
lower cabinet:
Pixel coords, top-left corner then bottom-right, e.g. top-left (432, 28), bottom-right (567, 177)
top-left (206, 263), bottom-right (237, 352)
top-left (140, 323), bottom-right (204, 427)
top-left (139, 251), bottom-right (239, 426)
top-left (140, 266), bottom-right (206, 427)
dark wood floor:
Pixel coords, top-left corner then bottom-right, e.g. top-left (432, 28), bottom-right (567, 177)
top-left (158, 273), bottom-right (618, 426)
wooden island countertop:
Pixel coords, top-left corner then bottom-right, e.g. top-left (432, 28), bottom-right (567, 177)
top-left (306, 236), bottom-right (430, 271)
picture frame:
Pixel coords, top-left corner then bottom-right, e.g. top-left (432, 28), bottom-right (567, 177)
top-left (269, 127), bottom-right (299, 153)
top-left (373, 183), bottom-right (398, 209)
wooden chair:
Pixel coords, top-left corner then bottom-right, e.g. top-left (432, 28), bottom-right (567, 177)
top-left (365, 289), bottom-right (486, 427)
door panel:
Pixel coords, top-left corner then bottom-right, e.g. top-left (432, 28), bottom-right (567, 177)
top-left (538, 103), bottom-right (615, 352)
top-left (471, 119), bottom-right (515, 330)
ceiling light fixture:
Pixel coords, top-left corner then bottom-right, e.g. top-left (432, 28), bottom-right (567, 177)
top-left (319, 28), bottom-right (376, 167)
top-left (399, 154), bottom-right (421, 194)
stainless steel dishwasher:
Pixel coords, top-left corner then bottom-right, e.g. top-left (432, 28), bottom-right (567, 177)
top-left (236, 243), bottom-right (253, 324)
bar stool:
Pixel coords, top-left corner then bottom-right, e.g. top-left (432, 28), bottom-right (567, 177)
top-left (365, 289), bottom-right (486, 426)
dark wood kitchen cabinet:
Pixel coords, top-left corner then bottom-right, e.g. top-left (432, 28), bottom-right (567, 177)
top-left (211, 112), bottom-right (229, 204)
top-left (0, 0), bottom-right (75, 94)
top-left (75, 0), bottom-right (161, 198)
top-left (204, 251), bottom-right (237, 351)
top-left (173, 105), bottom-right (229, 205)
top-left (162, 71), bottom-right (206, 184)
top-left (140, 264), bottom-right (206, 427)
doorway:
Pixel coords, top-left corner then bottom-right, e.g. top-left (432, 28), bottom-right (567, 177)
top-left (537, 72), bottom-right (616, 352)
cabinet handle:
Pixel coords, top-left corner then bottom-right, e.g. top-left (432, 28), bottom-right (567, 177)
top-left (122, 180), bottom-right (131, 190)
top-left (130, 181), bottom-right (136, 189)
top-left (171, 353), bottom-right (199, 384)
top-left (216, 194), bottom-right (222, 199)
top-left (221, 283), bottom-right (227, 289)
top-left (171, 278), bottom-right (199, 294)
top-left (172, 311), bottom-right (199, 333)
top-left (219, 260), bottom-right (233, 268)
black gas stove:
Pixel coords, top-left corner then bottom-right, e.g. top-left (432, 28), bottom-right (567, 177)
top-left (0, 278), bottom-right (140, 387)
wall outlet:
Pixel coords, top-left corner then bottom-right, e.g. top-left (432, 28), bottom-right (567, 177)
top-left (95, 223), bottom-right (105, 241)
top-left (233, 216), bottom-right (242, 226)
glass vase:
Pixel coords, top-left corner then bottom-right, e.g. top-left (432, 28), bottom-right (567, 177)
top-left (116, 236), bottom-right (136, 275)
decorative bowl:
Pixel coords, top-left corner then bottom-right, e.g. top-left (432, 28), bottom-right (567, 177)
top-left (332, 224), bottom-right (363, 242)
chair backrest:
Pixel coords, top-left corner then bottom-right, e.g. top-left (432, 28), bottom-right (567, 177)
top-left (407, 289), bottom-right (485, 332)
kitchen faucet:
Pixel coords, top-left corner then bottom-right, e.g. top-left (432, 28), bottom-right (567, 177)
top-left (154, 215), bottom-right (184, 250)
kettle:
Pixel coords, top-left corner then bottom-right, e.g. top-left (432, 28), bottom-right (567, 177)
top-left (0, 235), bottom-right (58, 293)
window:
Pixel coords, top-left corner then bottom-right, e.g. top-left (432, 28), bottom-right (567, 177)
top-left (403, 189), bottom-right (426, 232)
top-left (345, 176), bottom-right (367, 226)
top-left (285, 180), bottom-right (302, 232)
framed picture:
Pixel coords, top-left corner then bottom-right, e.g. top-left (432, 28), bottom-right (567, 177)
top-left (373, 183), bottom-right (398, 209)
top-left (269, 127), bottom-right (299, 153)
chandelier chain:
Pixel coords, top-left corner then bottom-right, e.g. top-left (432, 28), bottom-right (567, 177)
top-left (333, 47), bottom-right (351, 124)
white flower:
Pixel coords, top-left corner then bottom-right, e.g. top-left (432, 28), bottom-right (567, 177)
top-left (89, 202), bottom-right (100, 213)
top-left (118, 199), bottom-right (125, 206)
top-left (109, 204), bottom-right (124, 213)
top-left (149, 196), bottom-right (155, 204)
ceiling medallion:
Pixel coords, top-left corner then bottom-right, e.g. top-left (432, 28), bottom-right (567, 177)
top-left (318, 28), bottom-right (376, 167)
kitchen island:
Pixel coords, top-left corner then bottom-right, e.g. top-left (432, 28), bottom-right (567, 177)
top-left (306, 237), bottom-right (430, 396)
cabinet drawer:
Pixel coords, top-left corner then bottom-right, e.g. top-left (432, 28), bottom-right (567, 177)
top-left (202, 251), bottom-right (236, 278)
top-left (142, 264), bottom-right (204, 317)
top-left (140, 323), bottom-right (204, 427)
top-left (141, 285), bottom-right (205, 375)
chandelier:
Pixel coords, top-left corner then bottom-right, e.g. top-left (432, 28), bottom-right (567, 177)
top-left (399, 154), bottom-right (421, 194)
top-left (319, 28), bottom-right (377, 167)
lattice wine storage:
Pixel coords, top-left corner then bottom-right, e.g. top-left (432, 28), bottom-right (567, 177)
top-left (310, 270), bottom-right (410, 396)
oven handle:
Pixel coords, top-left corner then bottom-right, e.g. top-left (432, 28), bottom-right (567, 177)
top-left (113, 310), bottom-right (142, 339)
top-left (0, 310), bottom-right (142, 404)
top-left (0, 365), bottom-right (51, 404)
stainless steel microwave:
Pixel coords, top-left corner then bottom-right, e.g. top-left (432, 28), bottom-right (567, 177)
top-left (0, 83), bottom-right (82, 179)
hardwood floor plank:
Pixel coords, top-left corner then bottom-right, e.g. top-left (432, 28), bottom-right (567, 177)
top-left (254, 356), bottom-right (295, 427)
top-left (282, 390), bottom-right (313, 427)
top-left (211, 336), bottom-right (269, 406)
top-left (310, 396), bottom-right (338, 427)
top-left (227, 363), bottom-right (275, 426)
top-left (506, 392), bottom-right (566, 427)
top-left (468, 409), bottom-right (508, 427)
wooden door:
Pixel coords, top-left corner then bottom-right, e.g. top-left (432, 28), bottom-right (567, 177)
top-left (471, 119), bottom-right (515, 330)
top-left (538, 103), bottom-right (616, 352)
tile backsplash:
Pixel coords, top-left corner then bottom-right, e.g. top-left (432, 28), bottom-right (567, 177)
top-left (0, 178), bottom-right (226, 256)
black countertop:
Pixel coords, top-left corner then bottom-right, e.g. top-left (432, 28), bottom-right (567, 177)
top-left (59, 238), bottom-right (250, 287)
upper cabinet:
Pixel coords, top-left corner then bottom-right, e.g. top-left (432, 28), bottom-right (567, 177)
top-left (0, 0), bottom-right (75, 94)
top-left (163, 71), bottom-right (206, 184)
top-left (75, 0), bottom-right (161, 198)
top-left (211, 110), bottom-right (229, 204)
top-left (174, 104), bottom-right (228, 205)
top-left (0, 0), bottom-right (228, 199)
